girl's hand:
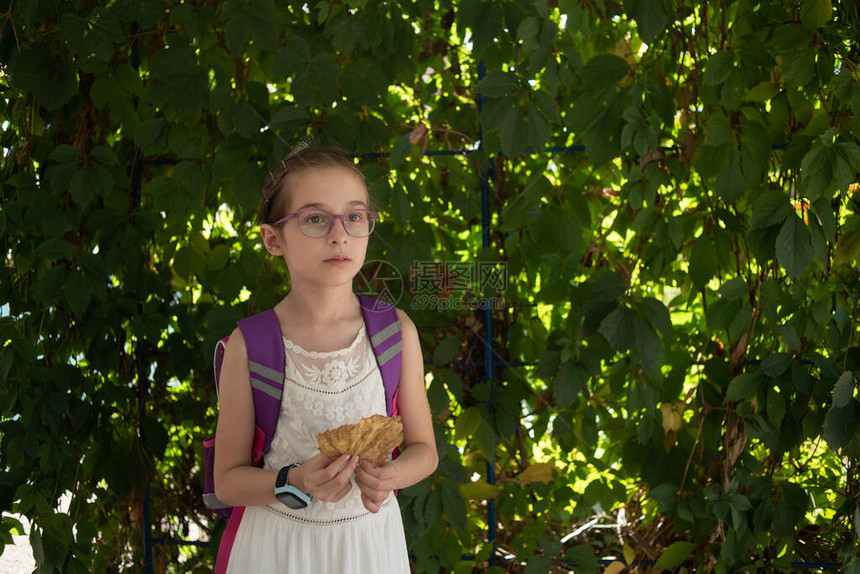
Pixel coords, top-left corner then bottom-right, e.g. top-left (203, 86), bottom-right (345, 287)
top-left (354, 458), bottom-right (398, 513)
top-left (293, 453), bottom-right (358, 503)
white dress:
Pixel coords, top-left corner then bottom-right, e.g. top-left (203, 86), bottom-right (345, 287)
top-left (224, 324), bottom-right (411, 573)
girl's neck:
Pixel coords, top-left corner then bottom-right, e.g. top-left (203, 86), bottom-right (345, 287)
top-left (279, 285), bottom-right (359, 325)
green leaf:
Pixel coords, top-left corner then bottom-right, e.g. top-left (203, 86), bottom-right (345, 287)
top-left (718, 277), bottom-right (748, 300)
top-left (523, 554), bottom-right (554, 574)
top-left (33, 238), bottom-right (70, 261)
top-left (750, 191), bottom-right (792, 230)
top-left (638, 297), bottom-right (673, 338)
top-left (650, 483), bottom-right (678, 512)
top-left (693, 142), bottom-right (729, 177)
top-left (390, 182), bottom-right (412, 226)
top-left (582, 54), bottom-right (629, 91)
top-left (475, 71), bottom-right (519, 97)
top-left (554, 361), bottom-right (582, 408)
top-left (64, 270), bottom-right (91, 317)
top-left (705, 111), bottom-right (730, 147)
top-left (716, 146), bottom-right (745, 203)
top-left (832, 371), bottom-right (854, 408)
top-left (501, 109), bottom-right (527, 157)
top-left (745, 81), bottom-right (779, 102)
top-left (655, 541), bottom-right (696, 569)
top-left (725, 372), bottom-right (761, 402)
top-left (10, 46), bottom-right (78, 110)
top-left (767, 386), bottom-right (786, 428)
top-left (721, 68), bottom-right (745, 110)
top-left (636, 319), bottom-right (662, 373)
top-left (633, 0), bottom-right (669, 44)
top-left (598, 305), bottom-right (636, 351)
top-left (775, 214), bottom-right (813, 279)
top-left (34, 265), bottom-right (66, 304)
top-left (730, 493), bottom-right (752, 511)
top-left (440, 480), bottom-right (467, 531)
top-left (833, 230), bottom-right (860, 267)
top-left (800, 0), bottom-right (832, 30)
top-left (689, 234), bottom-right (717, 289)
top-left (759, 353), bottom-right (791, 377)
top-left (459, 480), bottom-right (500, 500)
top-left (89, 146), bottom-right (118, 166)
top-left (823, 403), bottom-right (856, 449)
top-left (433, 335), bottom-right (462, 365)
top-left (134, 118), bottom-right (165, 147)
top-left (70, 166), bottom-right (94, 208)
top-left (527, 105), bottom-right (552, 151)
top-left (703, 50), bottom-right (732, 86)
top-left (49, 145), bottom-right (81, 163)
top-left (565, 545), bottom-right (599, 573)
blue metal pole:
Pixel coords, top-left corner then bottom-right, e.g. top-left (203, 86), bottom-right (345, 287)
top-left (476, 58), bottom-right (497, 565)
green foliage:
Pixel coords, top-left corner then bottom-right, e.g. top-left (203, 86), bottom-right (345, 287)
top-left (1, 0), bottom-right (860, 573)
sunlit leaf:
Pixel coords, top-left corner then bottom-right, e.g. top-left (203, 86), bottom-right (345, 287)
top-left (582, 54), bottom-right (629, 91)
top-left (776, 214), bottom-right (814, 279)
top-left (689, 234), bottom-right (717, 289)
top-left (655, 541), bottom-right (695, 569)
top-left (725, 372), bottom-right (761, 402)
top-left (475, 71), bottom-right (519, 97)
top-left (832, 371), bottom-right (855, 408)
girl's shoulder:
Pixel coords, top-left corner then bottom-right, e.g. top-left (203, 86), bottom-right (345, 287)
top-left (393, 307), bottom-right (420, 349)
top-left (394, 307), bottom-right (414, 327)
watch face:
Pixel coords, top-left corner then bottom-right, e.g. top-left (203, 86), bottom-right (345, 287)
top-left (276, 490), bottom-right (309, 509)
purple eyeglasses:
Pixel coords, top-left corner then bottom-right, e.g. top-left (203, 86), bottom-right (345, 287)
top-left (273, 208), bottom-right (378, 238)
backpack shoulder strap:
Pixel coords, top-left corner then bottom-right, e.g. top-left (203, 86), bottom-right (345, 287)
top-left (358, 295), bottom-right (402, 416)
top-left (236, 309), bottom-right (285, 455)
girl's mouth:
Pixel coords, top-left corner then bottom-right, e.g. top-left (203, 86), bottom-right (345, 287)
top-left (325, 256), bottom-right (352, 265)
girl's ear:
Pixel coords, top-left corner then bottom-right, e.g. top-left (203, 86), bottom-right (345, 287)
top-left (260, 224), bottom-right (285, 256)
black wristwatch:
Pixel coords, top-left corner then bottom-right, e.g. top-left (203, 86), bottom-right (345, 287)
top-left (274, 464), bottom-right (312, 509)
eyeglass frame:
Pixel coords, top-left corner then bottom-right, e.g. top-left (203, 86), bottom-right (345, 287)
top-left (271, 207), bottom-right (379, 238)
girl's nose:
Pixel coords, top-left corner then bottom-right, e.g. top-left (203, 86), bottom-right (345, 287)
top-left (328, 221), bottom-right (349, 244)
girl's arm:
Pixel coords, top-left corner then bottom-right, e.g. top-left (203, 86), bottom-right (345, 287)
top-left (355, 309), bottom-right (439, 512)
top-left (213, 328), bottom-right (357, 507)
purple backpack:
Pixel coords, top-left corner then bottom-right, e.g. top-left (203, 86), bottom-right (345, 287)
top-left (202, 295), bottom-right (402, 520)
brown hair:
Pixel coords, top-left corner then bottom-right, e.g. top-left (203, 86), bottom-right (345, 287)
top-left (257, 145), bottom-right (366, 225)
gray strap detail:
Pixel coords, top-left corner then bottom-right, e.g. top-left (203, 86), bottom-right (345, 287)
top-left (371, 321), bottom-right (401, 347)
top-left (203, 493), bottom-right (230, 510)
top-left (376, 340), bottom-right (403, 367)
top-left (251, 377), bottom-right (282, 399)
top-left (249, 360), bottom-right (282, 384)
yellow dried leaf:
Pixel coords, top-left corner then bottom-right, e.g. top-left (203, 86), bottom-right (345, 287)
top-left (317, 414), bottom-right (403, 466)
top-left (459, 481), bottom-right (500, 500)
top-left (604, 560), bottom-right (627, 574)
top-left (517, 462), bottom-right (557, 485)
top-left (661, 402), bottom-right (683, 433)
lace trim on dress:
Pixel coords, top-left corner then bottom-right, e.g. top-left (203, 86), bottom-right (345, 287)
top-left (262, 496), bottom-right (393, 525)
top-left (287, 367), bottom-right (375, 395)
top-left (283, 324), bottom-right (366, 358)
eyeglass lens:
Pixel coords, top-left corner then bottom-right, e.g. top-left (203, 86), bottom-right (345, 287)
top-left (299, 210), bottom-right (375, 238)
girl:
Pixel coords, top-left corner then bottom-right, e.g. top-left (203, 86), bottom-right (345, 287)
top-left (213, 146), bottom-right (438, 572)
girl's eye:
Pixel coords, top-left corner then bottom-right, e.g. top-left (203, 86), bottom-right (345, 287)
top-left (345, 211), bottom-right (365, 222)
top-left (304, 213), bottom-right (328, 225)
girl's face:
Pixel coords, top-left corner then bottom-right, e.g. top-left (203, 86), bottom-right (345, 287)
top-left (261, 165), bottom-right (371, 290)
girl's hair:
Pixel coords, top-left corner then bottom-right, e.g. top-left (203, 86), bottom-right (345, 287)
top-left (257, 144), bottom-right (366, 225)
